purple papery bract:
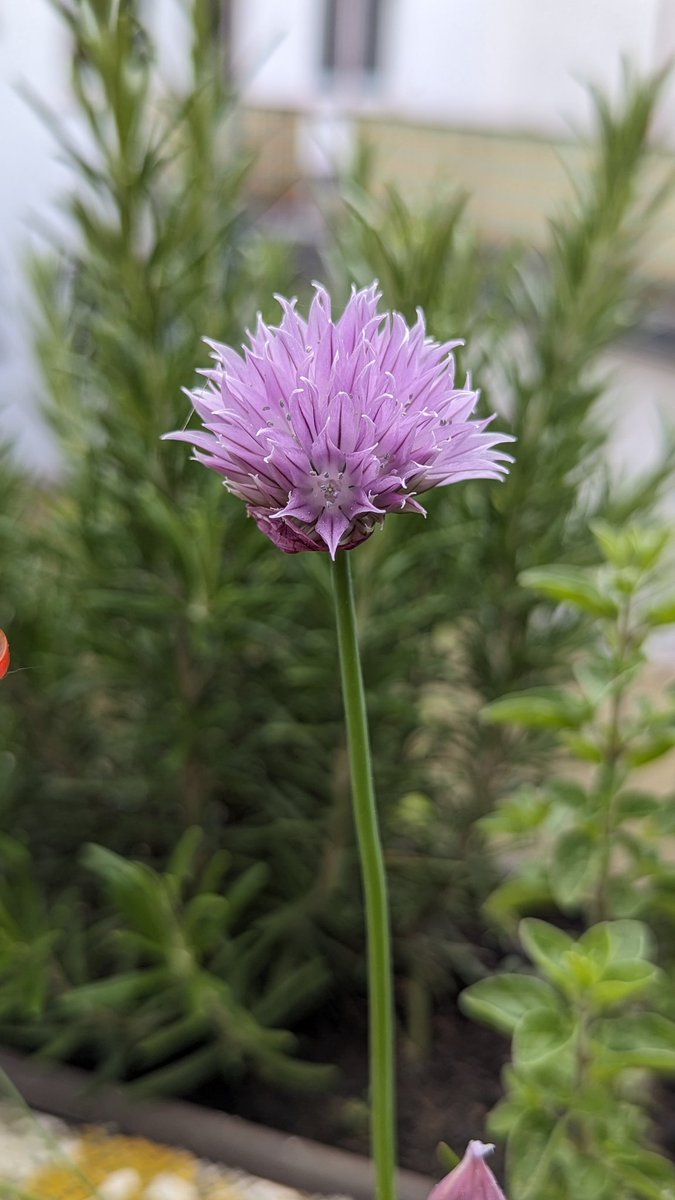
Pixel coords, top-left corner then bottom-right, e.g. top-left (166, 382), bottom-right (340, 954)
top-left (427, 1142), bottom-right (508, 1200)
top-left (164, 283), bottom-right (514, 557)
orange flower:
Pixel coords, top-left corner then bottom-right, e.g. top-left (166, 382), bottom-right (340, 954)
top-left (0, 630), bottom-right (9, 678)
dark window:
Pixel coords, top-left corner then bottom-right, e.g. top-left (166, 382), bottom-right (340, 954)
top-left (322, 0), bottom-right (382, 78)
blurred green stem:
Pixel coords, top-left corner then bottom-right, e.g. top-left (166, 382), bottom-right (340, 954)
top-left (331, 550), bottom-right (397, 1200)
top-left (594, 599), bottom-right (631, 922)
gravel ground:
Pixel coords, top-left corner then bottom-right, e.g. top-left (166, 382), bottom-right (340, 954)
top-left (0, 1104), bottom-right (349, 1200)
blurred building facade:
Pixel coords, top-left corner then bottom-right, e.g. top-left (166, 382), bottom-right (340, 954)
top-left (232, 0), bottom-right (675, 281)
top-left (1, 0), bottom-right (675, 472)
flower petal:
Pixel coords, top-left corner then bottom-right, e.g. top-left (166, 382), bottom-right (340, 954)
top-left (165, 283), bottom-right (513, 556)
top-left (427, 1142), bottom-right (507, 1200)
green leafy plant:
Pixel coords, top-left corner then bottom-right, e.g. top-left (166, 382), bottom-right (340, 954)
top-left (0, 835), bottom-right (86, 1029)
top-left (3, 0), bottom-right (675, 1108)
top-left (325, 69), bottom-right (675, 1054)
top-left (328, 153), bottom-right (515, 359)
top-left (7, 0), bottom-right (295, 857)
top-left (463, 917), bottom-right (675, 1200)
top-left (444, 65), bottom-right (674, 814)
top-left (482, 522), bottom-right (675, 929)
top-left (330, 65), bottom-right (675, 854)
top-left (0, 830), bottom-right (331, 1095)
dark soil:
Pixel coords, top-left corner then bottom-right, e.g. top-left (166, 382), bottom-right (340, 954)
top-left (654, 1081), bottom-right (675, 1162)
top-left (195, 996), bottom-right (675, 1181)
top-left (195, 994), bottom-right (509, 1177)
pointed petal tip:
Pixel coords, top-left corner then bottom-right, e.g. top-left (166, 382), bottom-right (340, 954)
top-left (426, 1139), bottom-right (506, 1200)
top-left (468, 1140), bottom-right (495, 1159)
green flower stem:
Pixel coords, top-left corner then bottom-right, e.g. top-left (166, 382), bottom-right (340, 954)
top-left (331, 549), bottom-right (397, 1200)
top-left (594, 598), bottom-right (632, 923)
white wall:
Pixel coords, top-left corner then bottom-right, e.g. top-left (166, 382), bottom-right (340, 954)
top-left (0, 0), bottom-right (196, 475)
top-left (235, 0), bottom-right (675, 143)
top-left (0, 0), bottom-right (73, 474)
top-left (2, 0), bottom-right (675, 476)
top-left (385, 0), bottom-right (660, 133)
top-left (231, 0), bottom-right (324, 107)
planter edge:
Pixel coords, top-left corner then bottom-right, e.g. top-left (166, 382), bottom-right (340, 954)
top-left (0, 1049), bottom-right (434, 1200)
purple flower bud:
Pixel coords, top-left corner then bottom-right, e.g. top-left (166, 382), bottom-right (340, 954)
top-left (165, 284), bottom-right (513, 558)
top-left (427, 1141), bottom-right (507, 1200)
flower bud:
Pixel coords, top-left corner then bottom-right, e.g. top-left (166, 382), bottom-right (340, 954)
top-left (427, 1141), bottom-right (507, 1200)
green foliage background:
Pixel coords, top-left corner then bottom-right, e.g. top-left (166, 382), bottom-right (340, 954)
top-left (1, 0), bottom-right (675, 1153)
top-left (465, 523), bottom-right (675, 1198)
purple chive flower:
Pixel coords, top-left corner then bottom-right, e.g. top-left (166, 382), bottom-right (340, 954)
top-left (165, 283), bottom-right (513, 558)
top-left (427, 1141), bottom-right (508, 1200)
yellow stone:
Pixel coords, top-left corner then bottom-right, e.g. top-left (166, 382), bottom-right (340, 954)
top-left (25, 1129), bottom-right (198, 1199)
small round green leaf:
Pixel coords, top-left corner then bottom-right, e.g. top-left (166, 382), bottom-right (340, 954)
top-left (519, 565), bottom-right (619, 617)
top-left (550, 829), bottom-right (600, 907)
top-left (460, 973), bottom-right (558, 1035)
top-left (513, 1008), bottom-right (574, 1067)
top-left (519, 918), bottom-right (574, 980)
